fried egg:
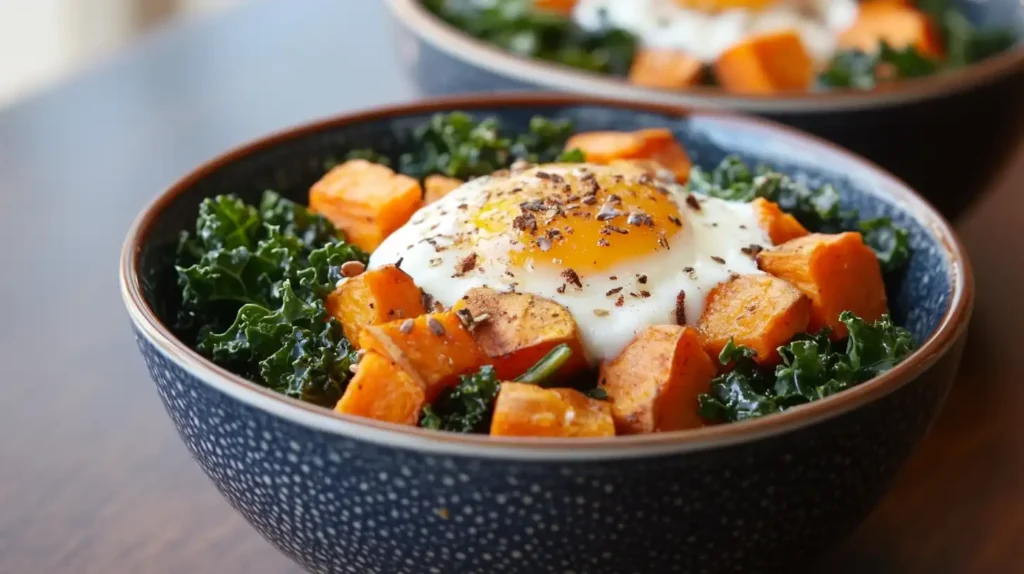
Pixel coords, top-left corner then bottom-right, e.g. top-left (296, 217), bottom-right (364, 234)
top-left (369, 164), bottom-right (769, 363)
top-left (574, 0), bottom-right (859, 63)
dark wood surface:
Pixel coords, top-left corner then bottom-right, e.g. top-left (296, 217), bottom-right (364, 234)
top-left (0, 1), bottom-right (1020, 572)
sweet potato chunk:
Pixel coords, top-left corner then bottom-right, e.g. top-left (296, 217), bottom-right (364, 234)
top-left (715, 31), bottom-right (813, 94)
top-left (757, 232), bottom-right (888, 339)
top-left (359, 310), bottom-right (487, 398)
top-left (698, 274), bottom-right (812, 364)
top-left (424, 175), bottom-right (463, 205)
top-left (533, 0), bottom-right (577, 15)
top-left (326, 265), bottom-right (426, 345)
top-left (674, 0), bottom-right (776, 9)
top-left (334, 352), bottom-right (424, 425)
top-left (839, 2), bottom-right (943, 59)
top-left (457, 288), bottom-right (588, 381)
top-left (565, 128), bottom-right (691, 183)
top-left (629, 48), bottom-right (703, 90)
top-left (490, 383), bottom-right (615, 438)
top-left (599, 326), bottom-right (715, 434)
top-left (752, 197), bottom-right (809, 245)
top-left (309, 159), bottom-right (423, 252)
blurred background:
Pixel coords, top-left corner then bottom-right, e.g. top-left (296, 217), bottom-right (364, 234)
top-left (0, 0), bottom-right (242, 107)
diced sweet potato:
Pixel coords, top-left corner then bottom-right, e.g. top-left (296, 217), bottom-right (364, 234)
top-left (839, 1), bottom-right (943, 59)
top-left (598, 326), bottom-right (715, 434)
top-left (697, 274), bottom-right (812, 364)
top-left (309, 159), bottom-right (423, 252)
top-left (757, 232), bottom-right (888, 339)
top-left (424, 174), bottom-right (463, 205)
top-left (715, 31), bottom-right (814, 94)
top-left (326, 265), bottom-right (426, 346)
top-left (674, 0), bottom-right (776, 10)
top-left (533, 0), bottom-right (577, 15)
top-left (456, 288), bottom-right (588, 381)
top-left (358, 310), bottom-right (488, 398)
top-left (490, 383), bottom-right (615, 438)
top-left (629, 48), bottom-right (703, 90)
top-left (752, 197), bottom-right (809, 245)
top-left (334, 352), bottom-right (424, 425)
top-left (565, 128), bottom-right (691, 183)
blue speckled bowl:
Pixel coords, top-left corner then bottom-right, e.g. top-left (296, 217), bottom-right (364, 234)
top-left (120, 95), bottom-right (973, 574)
top-left (384, 0), bottom-right (1024, 218)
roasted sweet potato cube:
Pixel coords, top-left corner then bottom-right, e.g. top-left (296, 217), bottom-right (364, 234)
top-left (752, 197), bottom-right (809, 245)
top-left (599, 325), bottom-right (715, 434)
top-left (839, 1), bottom-right (943, 58)
top-left (457, 288), bottom-right (588, 381)
top-left (757, 232), bottom-right (888, 339)
top-left (565, 128), bottom-right (691, 183)
top-left (334, 352), bottom-right (424, 426)
top-left (629, 48), bottom-right (703, 90)
top-left (698, 274), bottom-right (812, 364)
top-left (326, 265), bottom-right (426, 345)
top-left (424, 174), bottom-right (463, 205)
top-left (490, 383), bottom-right (615, 438)
top-left (533, 0), bottom-right (578, 15)
top-left (674, 0), bottom-right (776, 9)
top-left (715, 30), bottom-right (814, 94)
top-left (309, 159), bottom-right (423, 252)
top-left (359, 310), bottom-right (488, 398)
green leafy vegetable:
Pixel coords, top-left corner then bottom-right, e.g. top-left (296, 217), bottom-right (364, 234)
top-left (424, 0), bottom-right (637, 76)
top-left (819, 42), bottom-right (940, 89)
top-left (173, 191), bottom-right (368, 406)
top-left (698, 312), bottom-right (915, 423)
top-left (420, 365), bottom-right (501, 433)
top-left (688, 156), bottom-right (912, 272)
top-left (398, 112), bottom-right (584, 180)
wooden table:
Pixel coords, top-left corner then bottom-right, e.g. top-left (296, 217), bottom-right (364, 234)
top-left (0, 1), bottom-right (1020, 572)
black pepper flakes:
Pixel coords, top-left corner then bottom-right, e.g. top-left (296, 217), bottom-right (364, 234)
top-left (675, 291), bottom-right (686, 325)
top-left (395, 257), bottom-right (404, 269)
top-left (453, 252), bottom-right (478, 277)
top-left (606, 225), bottom-right (629, 235)
top-left (615, 295), bottom-right (625, 307)
top-left (513, 213), bottom-right (538, 233)
top-left (741, 244), bottom-right (764, 258)
top-left (535, 171), bottom-right (552, 180)
top-left (637, 274), bottom-right (648, 284)
top-left (606, 287), bottom-right (623, 296)
top-left (639, 290), bottom-right (651, 298)
top-left (711, 256), bottom-right (726, 264)
top-left (596, 205), bottom-right (624, 221)
top-left (685, 194), bottom-right (702, 211)
top-left (626, 211), bottom-right (654, 227)
top-left (657, 230), bottom-right (670, 249)
top-left (597, 238), bottom-right (610, 247)
top-left (668, 215), bottom-right (682, 227)
top-left (556, 284), bottom-right (567, 294)
top-left (561, 268), bottom-right (583, 289)
top-left (520, 199), bottom-right (545, 212)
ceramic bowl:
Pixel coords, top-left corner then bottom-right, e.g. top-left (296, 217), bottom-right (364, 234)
top-left (120, 95), bottom-right (973, 574)
top-left (384, 0), bottom-right (1024, 218)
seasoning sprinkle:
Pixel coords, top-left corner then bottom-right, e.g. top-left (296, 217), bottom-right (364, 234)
top-left (453, 252), bottom-right (478, 277)
top-left (535, 171), bottom-right (552, 180)
top-left (675, 291), bottom-right (687, 325)
top-left (556, 284), bottom-right (567, 294)
top-left (657, 230), bottom-right (670, 249)
top-left (685, 194), bottom-right (702, 211)
top-left (593, 309), bottom-right (610, 317)
top-left (615, 295), bottom-right (625, 307)
top-left (426, 316), bottom-right (446, 337)
top-left (627, 211), bottom-right (654, 227)
top-left (429, 258), bottom-right (442, 267)
top-left (597, 238), bottom-right (610, 247)
top-left (561, 268), bottom-right (583, 289)
top-left (513, 213), bottom-right (538, 233)
top-left (581, 194), bottom-right (598, 205)
top-left (596, 205), bottom-right (624, 221)
top-left (520, 199), bottom-right (545, 212)
top-left (741, 244), bottom-right (764, 258)
top-left (711, 256), bottom-right (726, 264)
top-left (637, 274), bottom-right (648, 284)
top-left (340, 260), bottom-right (366, 277)
top-left (668, 215), bottom-right (682, 227)
top-left (606, 287), bottom-right (623, 296)
top-left (606, 225), bottom-right (629, 235)
top-left (399, 319), bottom-right (414, 335)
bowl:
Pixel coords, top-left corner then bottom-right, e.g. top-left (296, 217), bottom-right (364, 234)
top-left (120, 95), bottom-right (973, 574)
top-left (384, 0), bottom-right (1024, 218)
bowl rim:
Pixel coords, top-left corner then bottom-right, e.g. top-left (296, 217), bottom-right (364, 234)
top-left (120, 93), bottom-right (974, 461)
top-left (384, 0), bottom-right (1024, 114)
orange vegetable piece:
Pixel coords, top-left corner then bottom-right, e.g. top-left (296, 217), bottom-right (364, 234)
top-left (309, 159), bottom-right (423, 252)
top-left (358, 310), bottom-right (488, 398)
top-left (334, 352), bottom-right (424, 426)
top-left (757, 232), bottom-right (888, 339)
top-left (697, 274), bottom-right (812, 364)
top-left (457, 288), bottom-right (588, 381)
top-left (628, 48), bottom-right (704, 90)
top-left (598, 326), bottom-right (715, 434)
top-left (424, 174), bottom-right (463, 205)
top-left (715, 30), bottom-right (813, 94)
top-left (752, 197), bottom-right (809, 245)
top-left (673, 0), bottom-right (777, 10)
top-left (839, 1), bottom-right (943, 59)
top-left (533, 0), bottom-right (578, 15)
top-left (325, 264), bottom-right (426, 346)
top-left (565, 128), bottom-right (691, 183)
top-left (490, 383), bottom-right (615, 438)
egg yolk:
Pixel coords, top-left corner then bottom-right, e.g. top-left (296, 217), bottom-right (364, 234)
top-left (472, 167), bottom-right (684, 273)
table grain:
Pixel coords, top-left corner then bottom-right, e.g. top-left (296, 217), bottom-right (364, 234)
top-left (0, 1), bottom-right (1020, 572)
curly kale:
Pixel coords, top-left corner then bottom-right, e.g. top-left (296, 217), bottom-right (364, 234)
top-left (424, 0), bottom-right (637, 76)
top-left (688, 156), bottom-right (912, 273)
top-left (819, 43), bottom-right (940, 89)
top-left (698, 312), bottom-right (914, 423)
top-left (174, 191), bottom-right (367, 406)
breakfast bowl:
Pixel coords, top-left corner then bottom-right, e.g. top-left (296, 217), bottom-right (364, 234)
top-left (120, 95), bottom-right (972, 574)
top-left (385, 0), bottom-right (1024, 218)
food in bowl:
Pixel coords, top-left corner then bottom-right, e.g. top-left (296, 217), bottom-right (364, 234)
top-left (423, 0), bottom-right (1018, 93)
top-left (170, 111), bottom-right (914, 438)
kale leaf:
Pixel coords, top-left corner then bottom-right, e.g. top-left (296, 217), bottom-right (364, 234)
top-left (818, 43), bottom-right (940, 89)
top-left (398, 112), bottom-right (584, 180)
top-left (698, 313), bottom-right (915, 423)
top-left (174, 191), bottom-right (367, 406)
top-left (420, 365), bottom-right (501, 433)
top-left (424, 0), bottom-right (637, 76)
top-left (688, 156), bottom-right (912, 272)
